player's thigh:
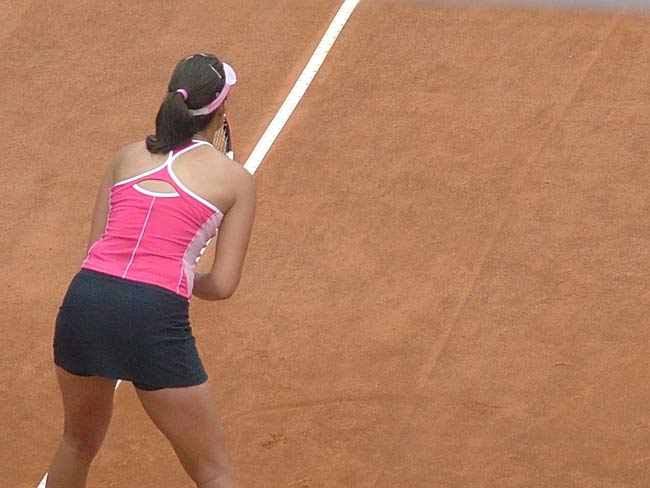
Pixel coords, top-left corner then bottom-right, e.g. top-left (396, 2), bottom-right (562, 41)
top-left (55, 366), bottom-right (117, 445)
top-left (134, 382), bottom-right (232, 477)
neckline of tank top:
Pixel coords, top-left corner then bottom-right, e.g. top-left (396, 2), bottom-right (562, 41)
top-left (113, 140), bottom-right (213, 188)
top-left (110, 140), bottom-right (225, 216)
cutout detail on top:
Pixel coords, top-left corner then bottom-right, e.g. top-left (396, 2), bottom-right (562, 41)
top-left (134, 179), bottom-right (180, 198)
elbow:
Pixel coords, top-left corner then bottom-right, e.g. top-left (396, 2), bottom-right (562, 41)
top-left (207, 278), bottom-right (240, 301)
top-left (197, 289), bottom-right (234, 301)
top-left (210, 288), bottom-right (236, 301)
top-left (195, 270), bottom-right (242, 301)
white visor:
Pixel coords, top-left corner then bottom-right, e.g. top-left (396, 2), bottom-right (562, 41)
top-left (187, 62), bottom-right (237, 117)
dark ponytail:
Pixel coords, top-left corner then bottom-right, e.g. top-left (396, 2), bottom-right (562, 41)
top-left (145, 91), bottom-right (196, 153)
top-left (146, 54), bottom-right (226, 154)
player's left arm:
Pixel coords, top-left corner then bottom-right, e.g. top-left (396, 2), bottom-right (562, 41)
top-left (87, 150), bottom-right (120, 251)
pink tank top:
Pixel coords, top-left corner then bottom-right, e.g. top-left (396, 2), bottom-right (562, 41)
top-left (83, 140), bottom-right (223, 299)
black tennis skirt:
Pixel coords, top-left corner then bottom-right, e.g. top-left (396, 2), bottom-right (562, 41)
top-left (53, 268), bottom-right (207, 390)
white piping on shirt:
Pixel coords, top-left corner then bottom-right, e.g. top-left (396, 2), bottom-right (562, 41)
top-left (122, 196), bottom-right (156, 278)
top-left (165, 141), bottom-right (225, 215)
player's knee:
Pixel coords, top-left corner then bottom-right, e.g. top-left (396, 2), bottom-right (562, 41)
top-left (62, 430), bottom-right (105, 460)
top-left (192, 464), bottom-right (236, 488)
top-left (195, 472), bottom-right (237, 488)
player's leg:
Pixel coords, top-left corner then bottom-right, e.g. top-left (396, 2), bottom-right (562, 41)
top-left (134, 381), bottom-right (237, 488)
top-left (46, 366), bottom-right (117, 488)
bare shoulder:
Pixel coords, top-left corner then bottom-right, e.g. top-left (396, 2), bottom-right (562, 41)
top-left (168, 144), bottom-right (256, 212)
top-left (194, 146), bottom-right (256, 193)
top-left (229, 159), bottom-right (255, 194)
top-left (110, 141), bottom-right (146, 169)
top-left (114, 140), bottom-right (144, 160)
top-left (223, 158), bottom-right (256, 206)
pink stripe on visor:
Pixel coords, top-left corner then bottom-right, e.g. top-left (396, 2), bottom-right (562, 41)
top-left (187, 62), bottom-right (237, 117)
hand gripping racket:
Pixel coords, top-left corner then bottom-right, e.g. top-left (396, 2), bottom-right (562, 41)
top-left (212, 116), bottom-right (234, 160)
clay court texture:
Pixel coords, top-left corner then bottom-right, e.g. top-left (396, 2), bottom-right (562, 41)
top-left (2, 0), bottom-right (650, 487)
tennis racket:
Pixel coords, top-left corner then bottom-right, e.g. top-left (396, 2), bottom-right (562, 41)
top-left (212, 116), bottom-right (234, 160)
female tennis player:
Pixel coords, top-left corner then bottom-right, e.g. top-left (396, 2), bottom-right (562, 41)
top-left (46, 53), bottom-right (254, 488)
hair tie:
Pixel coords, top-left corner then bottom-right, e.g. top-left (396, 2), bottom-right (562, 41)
top-left (175, 89), bottom-right (189, 101)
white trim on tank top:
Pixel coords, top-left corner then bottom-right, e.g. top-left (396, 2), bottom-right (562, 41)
top-left (166, 166), bottom-right (223, 215)
top-left (122, 196), bottom-right (157, 278)
top-left (113, 160), bottom-right (169, 187)
top-left (166, 141), bottom-right (225, 215)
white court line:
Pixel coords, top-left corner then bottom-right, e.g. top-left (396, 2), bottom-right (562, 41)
top-left (37, 1), bottom-right (359, 487)
top-left (244, 0), bottom-right (361, 174)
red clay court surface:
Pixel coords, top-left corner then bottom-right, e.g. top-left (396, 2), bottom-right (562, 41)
top-left (2, 1), bottom-right (650, 487)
